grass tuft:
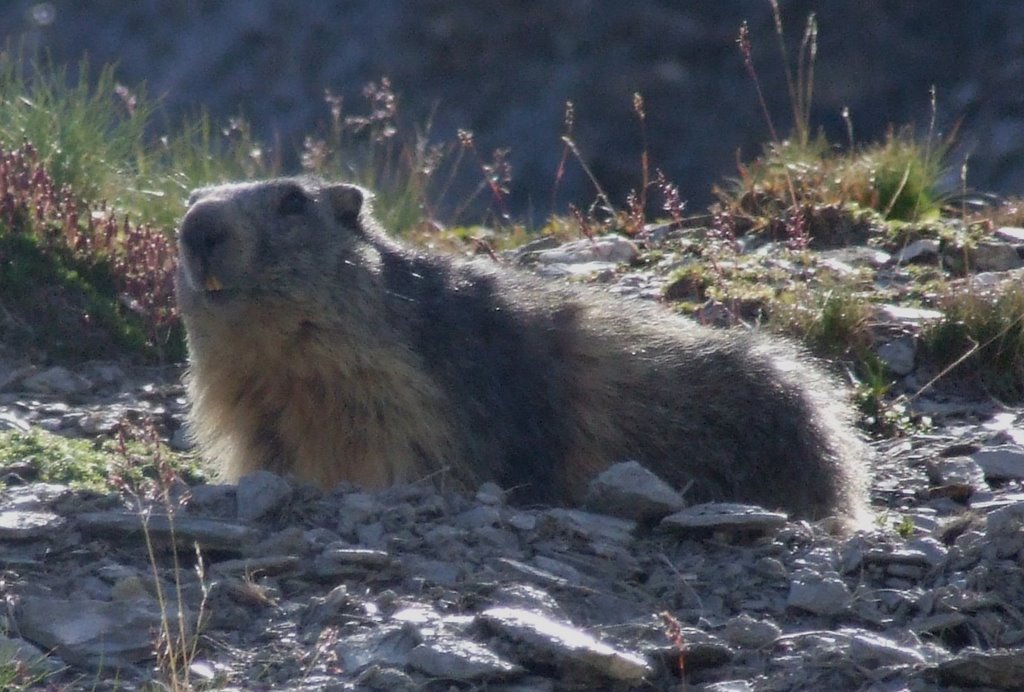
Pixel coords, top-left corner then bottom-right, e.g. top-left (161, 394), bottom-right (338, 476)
top-left (923, 282), bottom-right (1024, 401)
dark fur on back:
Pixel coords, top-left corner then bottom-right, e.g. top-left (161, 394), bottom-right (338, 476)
top-left (176, 178), bottom-right (869, 525)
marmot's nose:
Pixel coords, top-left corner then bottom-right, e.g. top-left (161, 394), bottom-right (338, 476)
top-left (180, 203), bottom-right (232, 263)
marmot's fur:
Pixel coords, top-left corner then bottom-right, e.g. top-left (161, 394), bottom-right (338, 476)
top-left (175, 178), bottom-right (869, 524)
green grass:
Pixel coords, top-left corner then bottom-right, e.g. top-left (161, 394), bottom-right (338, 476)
top-left (923, 282), bottom-right (1024, 401)
top-left (0, 228), bottom-right (156, 361)
top-left (770, 283), bottom-right (875, 359)
top-left (0, 655), bottom-right (57, 692)
top-left (0, 48), bottom-right (275, 228)
top-left (0, 428), bottom-right (206, 493)
top-left (719, 130), bottom-right (947, 226)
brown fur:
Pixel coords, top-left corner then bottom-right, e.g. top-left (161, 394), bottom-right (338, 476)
top-left (176, 178), bottom-right (870, 525)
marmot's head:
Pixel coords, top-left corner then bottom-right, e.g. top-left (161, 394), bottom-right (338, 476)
top-left (176, 178), bottom-right (373, 329)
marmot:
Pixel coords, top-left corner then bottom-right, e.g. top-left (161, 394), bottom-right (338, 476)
top-left (175, 178), bottom-right (869, 524)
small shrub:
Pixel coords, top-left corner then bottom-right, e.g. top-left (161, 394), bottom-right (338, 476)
top-left (0, 141), bottom-right (182, 360)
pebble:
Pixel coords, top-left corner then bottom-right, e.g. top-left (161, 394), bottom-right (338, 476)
top-left (721, 614), bottom-right (782, 649)
top-left (584, 459), bottom-right (686, 522)
top-left (876, 335), bottom-right (917, 375)
top-left (787, 569), bottom-right (852, 616)
top-left (236, 470), bottom-right (293, 522)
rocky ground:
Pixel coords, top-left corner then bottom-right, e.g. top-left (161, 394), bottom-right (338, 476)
top-left (4, 230), bottom-right (1024, 690)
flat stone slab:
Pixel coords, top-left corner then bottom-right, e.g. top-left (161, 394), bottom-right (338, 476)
top-left (76, 511), bottom-right (256, 552)
top-left (0, 510), bottom-right (65, 540)
top-left (16, 596), bottom-right (187, 668)
top-left (479, 606), bottom-right (653, 682)
top-left (407, 638), bottom-right (523, 680)
top-left (660, 503), bottom-right (789, 534)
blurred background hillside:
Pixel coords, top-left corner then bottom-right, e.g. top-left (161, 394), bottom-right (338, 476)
top-left (2, 1), bottom-right (1021, 219)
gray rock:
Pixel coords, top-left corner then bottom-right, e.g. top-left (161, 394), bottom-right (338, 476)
top-left (895, 238), bottom-right (940, 264)
top-left (534, 260), bottom-right (620, 278)
top-left (911, 612), bottom-right (970, 634)
top-left (352, 665), bottom-right (419, 691)
top-left (863, 542), bottom-right (949, 572)
top-left (507, 510), bottom-right (538, 532)
top-left (303, 584), bottom-right (355, 627)
top-left (700, 682), bottom-right (754, 692)
top-left (787, 569), bottom-right (852, 615)
top-left (21, 366), bottom-right (92, 396)
top-left (984, 500), bottom-right (1024, 537)
top-left (0, 510), bottom-right (65, 539)
top-left (336, 491), bottom-right (383, 532)
top-left (935, 647), bottom-right (1024, 689)
top-left (721, 614), bottom-right (782, 649)
top-left (480, 606), bottom-right (653, 682)
top-left (873, 304), bottom-right (944, 326)
top-left (927, 456), bottom-right (986, 492)
top-left (971, 241), bottom-right (1023, 272)
top-left (16, 596), bottom-right (185, 668)
top-left (236, 470), bottom-right (293, 522)
top-left (972, 445), bottom-right (1024, 480)
top-left (212, 555), bottom-right (302, 577)
top-left (78, 410), bottom-right (121, 435)
top-left (169, 425), bottom-right (194, 451)
top-left (876, 335), bottom-right (917, 375)
top-left (660, 503), bottom-right (788, 534)
top-left (0, 634), bottom-right (62, 676)
top-left (819, 246), bottom-right (892, 268)
top-left (335, 625), bottom-right (421, 673)
top-left (493, 557), bottom-right (574, 590)
top-left (531, 555), bottom-right (583, 585)
top-left (76, 511), bottom-right (256, 552)
top-left (401, 556), bottom-right (461, 586)
top-left (407, 638), bottom-right (523, 680)
top-left (995, 226), bottom-right (1024, 243)
top-left (584, 460), bottom-right (686, 522)
top-left (454, 504), bottom-right (502, 529)
top-left (0, 410), bottom-right (31, 433)
top-left (315, 546), bottom-right (394, 578)
top-left (844, 629), bottom-right (929, 667)
top-left (541, 508), bottom-right (636, 545)
top-left (535, 235), bottom-right (638, 264)
top-left (85, 363), bottom-right (126, 385)
top-left (186, 483), bottom-right (238, 519)
top-left (475, 482), bottom-right (507, 505)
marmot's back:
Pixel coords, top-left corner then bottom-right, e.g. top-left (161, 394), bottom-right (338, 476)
top-left (176, 178), bottom-right (869, 524)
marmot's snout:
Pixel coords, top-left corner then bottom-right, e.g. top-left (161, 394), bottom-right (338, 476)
top-left (179, 202), bottom-right (239, 296)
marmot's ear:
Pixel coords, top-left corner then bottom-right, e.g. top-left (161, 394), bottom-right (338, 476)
top-left (322, 184), bottom-right (370, 225)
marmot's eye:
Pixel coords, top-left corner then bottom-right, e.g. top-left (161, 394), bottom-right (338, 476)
top-left (277, 188), bottom-right (309, 216)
